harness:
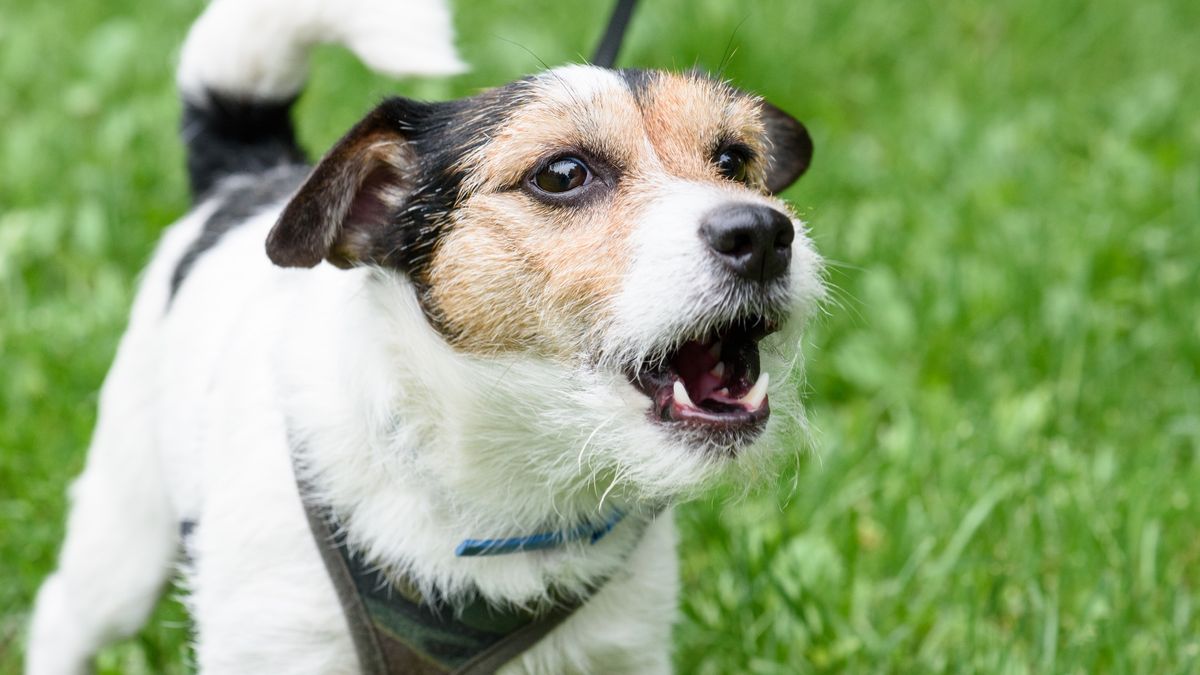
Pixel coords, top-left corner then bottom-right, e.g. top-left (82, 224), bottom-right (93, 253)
top-left (296, 482), bottom-right (633, 674)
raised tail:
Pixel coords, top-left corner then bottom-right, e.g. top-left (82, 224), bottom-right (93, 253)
top-left (176, 0), bottom-right (466, 199)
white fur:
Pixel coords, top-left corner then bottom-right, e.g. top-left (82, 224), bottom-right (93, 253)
top-left (27, 205), bottom-right (686, 673)
top-left (25, 204), bottom-right (213, 675)
top-left (605, 181), bottom-right (825, 370)
top-left (532, 64), bottom-right (629, 107)
top-left (27, 6), bottom-right (824, 674)
top-left (177, 0), bottom-right (465, 101)
top-left (27, 192), bottom-right (819, 675)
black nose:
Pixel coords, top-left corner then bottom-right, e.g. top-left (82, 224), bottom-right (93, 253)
top-left (700, 204), bottom-right (794, 283)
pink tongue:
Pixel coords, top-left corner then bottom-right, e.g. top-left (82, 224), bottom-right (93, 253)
top-left (672, 341), bottom-right (724, 403)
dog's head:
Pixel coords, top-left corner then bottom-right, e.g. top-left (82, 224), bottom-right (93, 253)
top-left (269, 66), bottom-right (823, 503)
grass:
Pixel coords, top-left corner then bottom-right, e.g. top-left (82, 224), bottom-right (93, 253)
top-left (2, 0), bottom-right (1198, 672)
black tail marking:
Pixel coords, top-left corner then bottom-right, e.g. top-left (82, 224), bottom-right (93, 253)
top-left (168, 164), bottom-right (310, 306)
top-left (181, 91), bottom-right (307, 201)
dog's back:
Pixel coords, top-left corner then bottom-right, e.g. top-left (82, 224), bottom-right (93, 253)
top-left (26, 2), bottom-right (463, 672)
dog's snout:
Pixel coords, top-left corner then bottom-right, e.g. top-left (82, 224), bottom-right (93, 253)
top-left (700, 204), bottom-right (794, 283)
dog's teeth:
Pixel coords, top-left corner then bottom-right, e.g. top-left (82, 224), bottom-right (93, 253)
top-left (741, 372), bottom-right (770, 410)
top-left (709, 341), bottom-right (722, 359)
top-left (673, 380), bottom-right (696, 408)
top-left (710, 362), bottom-right (725, 378)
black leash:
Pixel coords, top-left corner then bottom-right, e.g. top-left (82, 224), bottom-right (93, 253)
top-left (592, 0), bottom-right (639, 68)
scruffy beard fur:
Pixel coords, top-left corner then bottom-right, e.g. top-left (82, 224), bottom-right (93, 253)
top-left (26, 0), bottom-right (825, 673)
top-left (349, 270), bottom-right (814, 509)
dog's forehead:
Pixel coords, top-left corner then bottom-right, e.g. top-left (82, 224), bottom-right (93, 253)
top-left (618, 68), bottom-right (767, 175)
top-left (457, 65), bottom-right (766, 191)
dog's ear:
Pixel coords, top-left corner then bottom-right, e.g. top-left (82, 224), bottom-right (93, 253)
top-left (759, 100), bottom-right (814, 194)
top-left (267, 99), bottom-right (428, 269)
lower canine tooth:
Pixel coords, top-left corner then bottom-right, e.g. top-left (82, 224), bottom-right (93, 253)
top-left (673, 380), bottom-right (696, 408)
top-left (741, 372), bottom-right (770, 410)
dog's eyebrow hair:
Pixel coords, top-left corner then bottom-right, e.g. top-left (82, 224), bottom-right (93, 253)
top-left (712, 135), bottom-right (758, 160)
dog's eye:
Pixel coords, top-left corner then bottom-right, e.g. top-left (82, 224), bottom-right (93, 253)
top-left (716, 148), bottom-right (749, 183)
top-left (532, 157), bottom-right (590, 194)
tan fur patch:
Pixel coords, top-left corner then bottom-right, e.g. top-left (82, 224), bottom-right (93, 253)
top-left (426, 191), bottom-right (642, 357)
top-left (426, 67), bottom-right (775, 357)
top-left (635, 73), bottom-right (768, 187)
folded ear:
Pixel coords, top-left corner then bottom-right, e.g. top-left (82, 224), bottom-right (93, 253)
top-left (266, 100), bottom-right (423, 269)
top-left (759, 100), bottom-right (814, 194)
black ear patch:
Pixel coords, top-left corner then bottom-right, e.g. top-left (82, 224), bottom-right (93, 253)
top-left (266, 103), bottom-right (420, 269)
top-left (760, 101), bottom-right (814, 194)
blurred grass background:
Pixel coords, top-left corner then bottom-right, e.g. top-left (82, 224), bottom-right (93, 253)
top-left (2, 0), bottom-right (1198, 672)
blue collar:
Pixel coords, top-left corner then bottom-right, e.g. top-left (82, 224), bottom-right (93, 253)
top-left (454, 509), bottom-right (626, 557)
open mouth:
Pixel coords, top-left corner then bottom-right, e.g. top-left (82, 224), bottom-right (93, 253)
top-left (627, 316), bottom-right (777, 439)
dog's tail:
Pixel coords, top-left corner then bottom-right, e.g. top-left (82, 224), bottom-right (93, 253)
top-left (176, 0), bottom-right (466, 200)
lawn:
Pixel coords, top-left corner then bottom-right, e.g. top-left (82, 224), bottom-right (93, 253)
top-left (2, 0), bottom-right (1198, 672)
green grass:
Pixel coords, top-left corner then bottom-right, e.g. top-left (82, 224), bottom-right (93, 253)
top-left (2, 0), bottom-right (1198, 672)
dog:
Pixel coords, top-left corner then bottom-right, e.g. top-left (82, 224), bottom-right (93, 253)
top-left (26, 0), bottom-right (824, 672)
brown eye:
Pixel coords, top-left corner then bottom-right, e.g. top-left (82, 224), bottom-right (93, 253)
top-left (533, 157), bottom-right (589, 193)
top-left (716, 149), bottom-right (749, 183)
